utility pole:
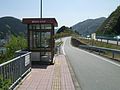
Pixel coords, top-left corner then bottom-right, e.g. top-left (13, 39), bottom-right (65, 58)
top-left (40, 0), bottom-right (42, 18)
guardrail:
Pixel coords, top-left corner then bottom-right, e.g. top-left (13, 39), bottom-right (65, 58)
top-left (96, 36), bottom-right (120, 45)
top-left (79, 45), bottom-right (120, 59)
top-left (0, 51), bottom-right (31, 90)
top-left (96, 36), bottom-right (114, 40)
top-left (79, 35), bottom-right (120, 45)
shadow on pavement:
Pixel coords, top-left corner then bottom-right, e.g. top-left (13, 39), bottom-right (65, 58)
top-left (31, 61), bottom-right (53, 69)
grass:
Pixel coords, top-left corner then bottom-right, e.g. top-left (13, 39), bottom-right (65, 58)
top-left (0, 75), bottom-right (11, 90)
top-left (72, 36), bottom-right (120, 61)
top-left (77, 37), bottom-right (120, 50)
top-left (55, 41), bottom-right (63, 46)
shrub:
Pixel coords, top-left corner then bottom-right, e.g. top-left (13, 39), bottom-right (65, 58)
top-left (0, 35), bottom-right (27, 64)
top-left (0, 75), bottom-right (11, 90)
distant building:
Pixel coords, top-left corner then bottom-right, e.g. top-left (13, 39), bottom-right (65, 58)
top-left (91, 33), bottom-right (96, 40)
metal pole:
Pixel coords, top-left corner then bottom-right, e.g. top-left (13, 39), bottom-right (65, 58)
top-left (117, 39), bottom-right (118, 46)
top-left (40, 0), bottom-right (42, 18)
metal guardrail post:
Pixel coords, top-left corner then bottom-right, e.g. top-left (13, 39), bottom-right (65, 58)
top-left (96, 35), bottom-right (120, 46)
top-left (98, 49), bottom-right (100, 55)
top-left (79, 45), bottom-right (120, 60)
top-left (117, 40), bottom-right (119, 46)
top-left (107, 39), bottom-right (109, 44)
top-left (112, 52), bottom-right (115, 59)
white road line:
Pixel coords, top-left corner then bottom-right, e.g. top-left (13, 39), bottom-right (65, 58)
top-left (62, 47), bottom-right (66, 55)
top-left (76, 47), bottom-right (120, 67)
top-left (62, 37), bottom-right (69, 55)
top-left (65, 37), bottom-right (120, 67)
top-left (62, 39), bottom-right (66, 55)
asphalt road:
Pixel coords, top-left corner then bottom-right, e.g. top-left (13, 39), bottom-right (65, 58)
top-left (63, 37), bottom-right (120, 90)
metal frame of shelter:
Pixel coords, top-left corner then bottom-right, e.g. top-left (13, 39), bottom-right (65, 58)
top-left (22, 18), bottom-right (58, 64)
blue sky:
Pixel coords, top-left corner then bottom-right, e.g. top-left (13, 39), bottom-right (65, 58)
top-left (0, 0), bottom-right (120, 27)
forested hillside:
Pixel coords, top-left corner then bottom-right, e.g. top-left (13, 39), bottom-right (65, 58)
top-left (72, 17), bottom-right (106, 35)
top-left (0, 17), bottom-right (27, 38)
top-left (96, 6), bottom-right (120, 35)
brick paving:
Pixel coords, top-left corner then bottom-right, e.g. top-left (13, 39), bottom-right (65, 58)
top-left (17, 55), bottom-right (75, 90)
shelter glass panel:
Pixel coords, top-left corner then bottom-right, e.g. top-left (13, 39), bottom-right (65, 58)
top-left (31, 31), bottom-right (51, 49)
top-left (41, 24), bottom-right (52, 29)
top-left (41, 32), bottom-right (51, 47)
top-left (36, 24), bottom-right (40, 29)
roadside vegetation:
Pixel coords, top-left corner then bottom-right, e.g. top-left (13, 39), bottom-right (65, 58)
top-left (0, 35), bottom-right (27, 89)
top-left (54, 26), bottom-right (79, 39)
top-left (96, 6), bottom-right (120, 35)
top-left (77, 37), bottom-right (120, 50)
top-left (0, 35), bottom-right (27, 64)
top-left (0, 75), bottom-right (11, 90)
top-left (55, 40), bottom-right (63, 46)
top-left (72, 36), bottom-right (120, 61)
top-left (54, 26), bottom-right (79, 54)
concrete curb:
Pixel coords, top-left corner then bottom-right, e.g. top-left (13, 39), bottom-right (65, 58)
top-left (65, 55), bottom-right (82, 90)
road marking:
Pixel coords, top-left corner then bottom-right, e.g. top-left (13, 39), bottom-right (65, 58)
top-left (62, 38), bottom-right (67, 55)
top-left (64, 37), bottom-right (120, 67)
top-left (76, 47), bottom-right (120, 67)
top-left (65, 37), bottom-right (120, 67)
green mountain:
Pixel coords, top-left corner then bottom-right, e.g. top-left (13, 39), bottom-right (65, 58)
top-left (96, 6), bottom-right (120, 35)
top-left (72, 17), bottom-right (106, 35)
top-left (0, 16), bottom-right (27, 38)
top-left (56, 26), bottom-right (70, 33)
top-left (56, 26), bottom-right (75, 34)
top-left (55, 26), bottom-right (76, 39)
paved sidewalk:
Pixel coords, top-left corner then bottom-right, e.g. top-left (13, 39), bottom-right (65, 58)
top-left (17, 55), bottom-right (75, 90)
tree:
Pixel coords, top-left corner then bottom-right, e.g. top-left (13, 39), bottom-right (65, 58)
top-left (5, 35), bottom-right (27, 59)
top-left (0, 35), bottom-right (27, 63)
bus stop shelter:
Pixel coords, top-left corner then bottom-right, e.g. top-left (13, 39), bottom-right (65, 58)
top-left (22, 18), bottom-right (58, 64)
